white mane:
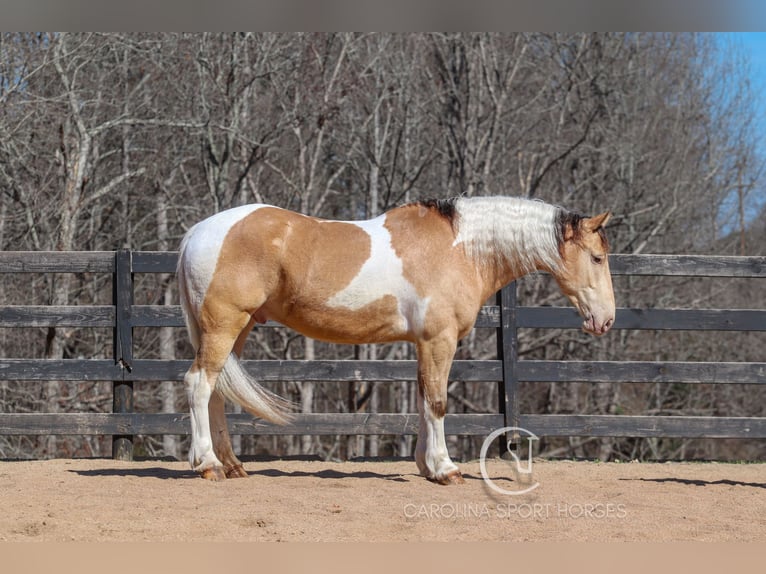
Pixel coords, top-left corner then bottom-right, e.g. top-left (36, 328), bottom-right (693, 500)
top-left (452, 196), bottom-right (562, 274)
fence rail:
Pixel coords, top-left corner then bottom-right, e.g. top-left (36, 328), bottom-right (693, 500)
top-left (0, 250), bottom-right (764, 460)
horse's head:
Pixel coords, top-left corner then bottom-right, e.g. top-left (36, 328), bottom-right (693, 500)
top-left (553, 211), bottom-right (615, 336)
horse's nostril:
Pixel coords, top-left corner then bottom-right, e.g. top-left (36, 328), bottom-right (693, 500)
top-left (604, 318), bottom-right (614, 330)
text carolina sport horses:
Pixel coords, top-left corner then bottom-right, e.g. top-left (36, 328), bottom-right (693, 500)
top-left (177, 196), bottom-right (615, 484)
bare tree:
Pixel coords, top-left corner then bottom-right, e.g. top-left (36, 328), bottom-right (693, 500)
top-left (0, 32), bottom-right (762, 462)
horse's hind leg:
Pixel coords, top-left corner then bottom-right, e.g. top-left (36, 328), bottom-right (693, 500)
top-left (186, 311), bottom-right (252, 481)
top-left (208, 390), bottom-right (247, 478)
top-left (207, 315), bottom-right (258, 479)
top-left (186, 360), bottom-right (226, 480)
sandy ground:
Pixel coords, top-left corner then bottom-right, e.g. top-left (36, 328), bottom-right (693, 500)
top-left (0, 457), bottom-right (763, 542)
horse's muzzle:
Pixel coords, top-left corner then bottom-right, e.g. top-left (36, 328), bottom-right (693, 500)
top-left (583, 315), bottom-right (614, 336)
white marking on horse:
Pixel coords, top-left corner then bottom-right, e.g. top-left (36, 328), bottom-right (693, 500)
top-left (326, 215), bottom-right (430, 335)
top-left (416, 395), bottom-right (459, 479)
top-left (179, 204), bottom-right (265, 311)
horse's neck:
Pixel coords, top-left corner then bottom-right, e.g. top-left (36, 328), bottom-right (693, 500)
top-left (453, 197), bottom-right (561, 293)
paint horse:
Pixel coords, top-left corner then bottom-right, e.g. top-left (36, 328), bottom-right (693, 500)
top-left (177, 196), bottom-right (615, 484)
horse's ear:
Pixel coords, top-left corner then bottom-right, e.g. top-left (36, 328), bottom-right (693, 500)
top-left (584, 211), bottom-right (611, 232)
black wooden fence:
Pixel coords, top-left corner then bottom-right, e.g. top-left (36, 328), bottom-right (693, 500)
top-left (0, 250), bottom-right (764, 460)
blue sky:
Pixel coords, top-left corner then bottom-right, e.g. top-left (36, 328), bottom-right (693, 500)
top-left (726, 32), bottom-right (766, 105)
top-left (717, 33), bottom-right (766, 130)
top-left (717, 33), bottom-right (766, 224)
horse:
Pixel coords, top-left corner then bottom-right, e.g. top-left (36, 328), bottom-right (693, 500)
top-left (177, 195), bottom-right (615, 484)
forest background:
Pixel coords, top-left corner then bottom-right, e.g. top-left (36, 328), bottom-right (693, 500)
top-left (0, 32), bottom-right (763, 463)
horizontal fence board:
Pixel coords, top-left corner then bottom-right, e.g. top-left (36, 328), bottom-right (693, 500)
top-left (609, 254), bottom-right (766, 277)
top-left (520, 414), bottom-right (766, 438)
top-left (7, 304), bottom-right (762, 332)
top-left (0, 413), bottom-right (143, 435)
top-left (3, 252), bottom-right (765, 278)
top-left (613, 308), bottom-right (766, 331)
top-left (126, 359), bottom-right (503, 382)
top-left (130, 304), bottom-right (501, 329)
top-left (473, 306), bottom-right (500, 328)
top-left (517, 361), bottom-right (766, 384)
top-left (131, 305), bottom-right (184, 327)
top-left (2, 359), bottom-right (763, 384)
top-left (517, 307), bottom-right (766, 331)
top-left (0, 305), bottom-right (115, 328)
top-left (228, 413), bottom-right (506, 436)
top-left (1, 412), bottom-right (762, 438)
top-left (132, 306), bottom-right (286, 329)
top-left (134, 252), bottom-right (766, 277)
top-left (0, 358), bottom-right (500, 383)
top-left (122, 305), bottom-right (766, 333)
top-left (0, 413), bottom-right (504, 436)
top-left (131, 251), bottom-right (177, 273)
top-left (0, 251), bottom-right (115, 273)
top-left (0, 360), bottom-right (124, 381)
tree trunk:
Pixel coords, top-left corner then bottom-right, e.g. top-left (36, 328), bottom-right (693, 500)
top-left (157, 191), bottom-right (180, 459)
top-left (300, 338), bottom-right (315, 455)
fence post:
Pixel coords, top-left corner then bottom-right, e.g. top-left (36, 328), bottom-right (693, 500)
top-left (496, 282), bottom-right (519, 452)
top-left (112, 249), bottom-right (134, 460)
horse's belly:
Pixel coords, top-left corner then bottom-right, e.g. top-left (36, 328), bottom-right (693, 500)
top-left (269, 295), bottom-right (416, 345)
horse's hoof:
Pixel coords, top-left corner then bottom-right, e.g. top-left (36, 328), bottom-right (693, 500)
top-left (225, 464), bottom-right (249, 479)
top-left (430, 470), bottom-right (465, 485)
top-left (443, 470), bottom-right (466, 485)
top-left (201, 466), bottom-right (227, 481)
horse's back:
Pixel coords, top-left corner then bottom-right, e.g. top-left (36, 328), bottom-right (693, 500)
top-left (179, 202), bottom-right (483, 343)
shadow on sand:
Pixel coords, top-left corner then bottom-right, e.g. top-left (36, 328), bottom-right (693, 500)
top-left (619, 477), bottom-right (766, 489)
top-left (68, 460), bottom-right (485, 483)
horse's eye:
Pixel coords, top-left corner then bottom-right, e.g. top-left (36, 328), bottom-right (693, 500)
top-left (591, 254), bottom-right (604, 265)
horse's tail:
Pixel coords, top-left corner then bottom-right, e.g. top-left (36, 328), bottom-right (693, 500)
top-left (216, 354), bottom-right (294, 425)
top-left (177, 229), bottom-right (293, 425)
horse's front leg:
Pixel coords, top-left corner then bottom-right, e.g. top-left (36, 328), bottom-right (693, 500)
top-left (414, 334), bottom-right (464, 485)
